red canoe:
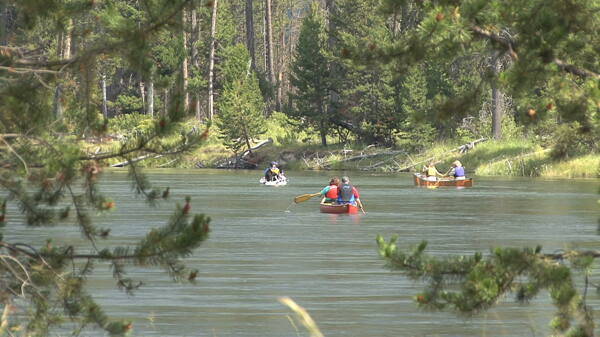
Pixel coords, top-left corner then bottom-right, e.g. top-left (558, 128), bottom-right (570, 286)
top-left (319, 203), bottom-right (359, 214)
top-left (413, 173), bottom-right (473, 188)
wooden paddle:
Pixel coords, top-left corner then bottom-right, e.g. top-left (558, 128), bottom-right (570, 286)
top-left (294, 192), bottom-right (321, 204)
top-left (357, 199), bottom-right (367, 215)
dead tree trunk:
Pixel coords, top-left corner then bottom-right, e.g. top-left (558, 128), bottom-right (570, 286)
top-left (163, 88), bottom-right (168, 116)
top-left (245, 0), bottom-right (256, 69)
top-left (191, 8), bottom-right (202, 119)
top-left (63, 19), bottom-right (72, 59)
top-left (265, 0), bottom-right (275, 86)
top-left (138, 80), bottom-right (145, 113)
top-left (491, 55), bottom-right (503, 139)
top-left (182, 9), bottom-right (190, 113)
top-left (102, 74), bottom-right (108, 118)
top-left (208, 0), bottom-right (218, 120)
top-left (325, 0), bottom-right (338, 118)
top-left (147, 77), bottom-right (154, 116)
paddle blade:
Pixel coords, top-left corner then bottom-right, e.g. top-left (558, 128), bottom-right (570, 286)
top-left (294, 193), bottom-right (320, 203)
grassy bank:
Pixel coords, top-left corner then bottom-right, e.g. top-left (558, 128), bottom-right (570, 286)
top-left (95, 114), bottom-right (599, 178)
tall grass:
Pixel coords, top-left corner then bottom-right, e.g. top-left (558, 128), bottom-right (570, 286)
top-left (540, 155), bottom-right (600, 178)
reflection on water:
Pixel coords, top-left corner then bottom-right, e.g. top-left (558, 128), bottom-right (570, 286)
top-left (3, 169), bottom-right (599, 337)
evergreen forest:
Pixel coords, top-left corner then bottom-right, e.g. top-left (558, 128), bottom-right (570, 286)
top-left (1, 0), bottom-right (600, 336)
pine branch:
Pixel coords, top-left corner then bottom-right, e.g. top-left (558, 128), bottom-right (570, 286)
top-left (9, 0), bottom-right (194, 71)
top-left (470, 25), bottom-right (600, 80)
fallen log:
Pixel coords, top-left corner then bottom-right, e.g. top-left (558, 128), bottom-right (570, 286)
top-left (215, 138), bottom-right (273, 169)
top-left (111, 154), bottom-right (163, 167)
top-left (396, 138), bottom-right (488, 172)
top-left (323, 150), bottom-right (405, 168)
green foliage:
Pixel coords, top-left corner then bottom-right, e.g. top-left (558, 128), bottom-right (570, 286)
top-left (108, 113), bottom-right (152, 135)
top-left (288, 2), bottom-right (332, 146)
top-left (371, 0), bottom-right (600, 141)
top-left (550, 122), bottom-right (598, 160)
top-left (0, 1), bottom-right (212, 336)
top-left (215, 44), bottom-right (266, 154)
top-left (0, 80), bottom-right (54, 133)
top-left (114, 94), bottom-right (144, 114)
top-left (377, 236), bottom-right (596, 336)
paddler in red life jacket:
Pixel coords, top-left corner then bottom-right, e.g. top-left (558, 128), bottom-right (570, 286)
top-left (446, 160), bottom-right (466, 180)
top-left (320, 177), bottom-right (340, 204)
top-left (337, 176), bottom-right (364, 211)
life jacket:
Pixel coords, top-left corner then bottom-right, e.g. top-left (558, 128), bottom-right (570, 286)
top-left (325, 185), bottom-right (338, 199)
top-left (454, 166), bottom-right (465, 177)
top-left (270, 167), bottom-right (280, 175)
top-left (338, 183), bottom-right (355, 203)
top-left (426, 167), bottom-right (437, 176)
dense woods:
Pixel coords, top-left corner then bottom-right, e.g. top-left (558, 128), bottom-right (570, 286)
top-left (1, 0), bottom-right (600, 336)
top-left (2, 0), bottom-right (598, 155)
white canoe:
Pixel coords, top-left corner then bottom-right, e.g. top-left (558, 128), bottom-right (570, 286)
top-left (259, 177), bottom-right (288, 186)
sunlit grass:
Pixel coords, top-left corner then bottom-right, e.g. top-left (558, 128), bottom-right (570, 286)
top-left (279, 297), bottom-right (324, 337)
top-left (540, 155), bottom-right (600, 178)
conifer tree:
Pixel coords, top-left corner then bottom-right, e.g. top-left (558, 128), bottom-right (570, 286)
top-left (0, 1), bottom-right (212, 335)
top-left (359, 0), bottom-right (600, 138)
top-left (366, 1), bottom-right (600, 334)
top-left (288, 1), bottom-right (331, 146)
top-left (216, 44), bottom-right (266, 157)
top-left (330, 0), bottom-right (399, 145)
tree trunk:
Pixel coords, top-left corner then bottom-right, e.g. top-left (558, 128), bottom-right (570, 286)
top-left (491, 56), bottom-right (503, 140)
top-left (147, 78), bottom-right (154, 116)
top-left (191, 8), bottom-right (202, 120)
top-left (53, 85), bottom-right (62, 119)
top-left (245, 0), bottom-right (256, 69)
top-left (208, 0), bottom-right (218, 120)
top-left (262, 1), bottom-right (267, 71)
top-left (63, 19), bottom-right (72, 59)
top-left (265, 0), bottom-right (275, 85)
top-left (182, 9), bottom-right (190, 113)
top-left (163, 88), bottom-right (168, 116)
top-left (139, 80), bottom-right (145, 113)
top-left (191, 9), bottom-right (198, 65)
top-left (320, 124), bottom-right (327, 147)
top-left (102, 74), bottom-right (108, 118)
top-left (325, 0), bottom-right (338, 118)
top-left (56, 32), bottom-right (63, 58)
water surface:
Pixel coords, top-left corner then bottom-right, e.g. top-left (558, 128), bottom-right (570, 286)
top-left (4, 169), bottom-right (599, 336)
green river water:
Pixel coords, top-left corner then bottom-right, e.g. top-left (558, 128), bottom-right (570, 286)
top-left (4, 169), bottom-right (600, 336)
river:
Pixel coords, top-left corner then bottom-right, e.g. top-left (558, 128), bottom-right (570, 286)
top-left (4, 169), bottom-right (599, 336)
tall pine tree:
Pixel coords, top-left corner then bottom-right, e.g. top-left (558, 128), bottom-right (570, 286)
top-left (288, 1), bottom-right (331, 146)
top-left (216, 44), bottom-right (266, 157)
top-left (0, 1), bottom-right (211, 335)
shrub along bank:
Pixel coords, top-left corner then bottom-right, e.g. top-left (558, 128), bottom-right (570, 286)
top-left (97, 113), bottom-right (599, 179)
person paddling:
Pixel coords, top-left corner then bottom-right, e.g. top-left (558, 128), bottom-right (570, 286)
top-left (423, 161), bottom-right (443, 181)
top-left (320, 177), bottom-right (340, 204)
top-left (264, 162), bottom-right (282, 182)
top-left (337, 176), bottom-right (365, 213)
top-left (445, 160), bottom-right (466, 180)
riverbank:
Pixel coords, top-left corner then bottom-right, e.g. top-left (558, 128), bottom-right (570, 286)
top-left (97, 113), bottom-right (599, 178)
top-left (94, 136), bottom-right (598, 179)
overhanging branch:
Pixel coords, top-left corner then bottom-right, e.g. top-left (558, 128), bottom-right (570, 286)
top-left (470, 25), bottom-right (600, 80)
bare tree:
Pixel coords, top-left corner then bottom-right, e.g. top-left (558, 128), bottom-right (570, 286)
top-left (147, 76), bottom-right (154, 117)
top-left (102, 74), bottom-right (108, 118)
top-left (208, 0), bottom-right (218, 120)
top-left (63, 19), bottom-right (72, 59)
top-left (265, 0), bottom-right (275, 85)
top-left (491, 53), bottom-right (506, 139)
top-left (182, 9), bottom-right (190, 113)
top-left (191, 7), bottom-right (202, 119)
top-left (246, 0), bottom-right (256, 69)
top-left (139, 80), bottom-right (145, 113)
